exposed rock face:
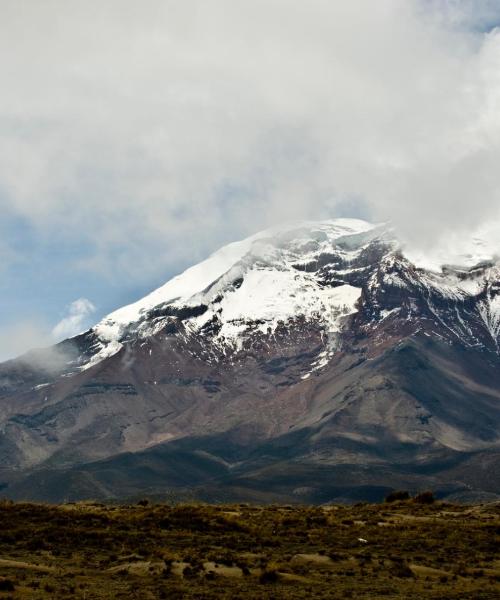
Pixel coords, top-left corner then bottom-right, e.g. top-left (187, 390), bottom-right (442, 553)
top-left (1, 218), bottom-right (500, 502)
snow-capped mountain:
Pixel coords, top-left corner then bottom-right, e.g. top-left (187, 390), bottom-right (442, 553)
top-left (1, 218), bottom-right (500, 503)
top-left (82, 218), bottom-right (381, 371)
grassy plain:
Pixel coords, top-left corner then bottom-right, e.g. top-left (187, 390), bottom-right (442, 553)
top-left (0, 498), bottom-right (499, 598)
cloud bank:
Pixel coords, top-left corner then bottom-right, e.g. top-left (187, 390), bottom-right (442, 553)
top-left (2, 1), bottom-right (500, 264)
top-left (1, 0), bottom-right (500, 359)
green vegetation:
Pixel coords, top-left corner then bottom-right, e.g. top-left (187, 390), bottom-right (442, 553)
top-left (0, 498), bottom-right (499, 598)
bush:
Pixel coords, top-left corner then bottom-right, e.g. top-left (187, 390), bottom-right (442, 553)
top-left (259, 569), bottom-right (279, 584)
top-left (414, 491), bottom-right (435, 504)
top-left (182, 566), bottom-right (197, 579)
top-left (385, 490), bottom-right (410, 503)
top-left (390, 559), bottom-right (414, 578)
top-left (0, 579), bottom-right (15, 592)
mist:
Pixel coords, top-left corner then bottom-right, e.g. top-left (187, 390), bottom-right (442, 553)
top-left (0, 299), bottom-right (95, 363)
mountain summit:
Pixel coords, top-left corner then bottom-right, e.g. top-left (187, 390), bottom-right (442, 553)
top-left (1, 218), bottom-right (500, 503)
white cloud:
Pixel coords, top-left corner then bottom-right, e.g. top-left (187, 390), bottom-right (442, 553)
top-left (51, 298), bottom-right (96, 341)
top-left (0, 0), bottom-right (499, 278)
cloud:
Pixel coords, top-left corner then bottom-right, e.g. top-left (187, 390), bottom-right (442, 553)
top-left (0, 0), bottom-right (499, 280)
top-left (51, 298), bottom-right (96, 341)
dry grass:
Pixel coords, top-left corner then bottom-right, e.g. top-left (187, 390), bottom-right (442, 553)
top-left (0, 498), bottom-right (499, 598)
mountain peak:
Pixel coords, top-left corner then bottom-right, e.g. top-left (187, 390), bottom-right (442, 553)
top-left (88, 218), bottom-right (384, 368)
top-left (101, 217), bottom-right (378, 326)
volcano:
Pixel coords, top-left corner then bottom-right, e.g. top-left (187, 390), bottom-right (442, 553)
top-left (1, 218), bottom-right (500, 503)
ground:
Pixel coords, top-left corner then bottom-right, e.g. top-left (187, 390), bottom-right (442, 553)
top-left (0, 498), bottom-right (499, 598)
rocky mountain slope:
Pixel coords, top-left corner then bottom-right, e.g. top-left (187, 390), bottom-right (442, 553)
top-left (1, 218), bottom-right (500, 502)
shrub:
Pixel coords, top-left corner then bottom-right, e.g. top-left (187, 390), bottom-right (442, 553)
top-left (0, 579), bottom-right (15, 592)
top-left (259, 569), bottom-right (279, 584)
top-left (182, 566), bottom-right (197, 579)
top-left (328, 552), bottom-right (342, 561)
top-left (385, 491), bottom-right (410, 503)
top-left (389, 559), bottom-right (414, 578)
top-left (414, 491), bottom-right (435, 504)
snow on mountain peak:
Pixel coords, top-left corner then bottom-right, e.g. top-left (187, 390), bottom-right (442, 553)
top-left (79, 216), bottom-right (500, 371)
top-left (83, 218), bottom-right (380, 369)
top-left (95, 218), bottom-right (378, 334)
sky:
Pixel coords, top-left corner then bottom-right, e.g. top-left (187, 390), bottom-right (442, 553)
top-left (1, 0), bottom-right (500, 360)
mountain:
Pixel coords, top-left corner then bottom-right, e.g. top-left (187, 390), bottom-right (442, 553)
top-left (1, 218), bottom-right (500, 503)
